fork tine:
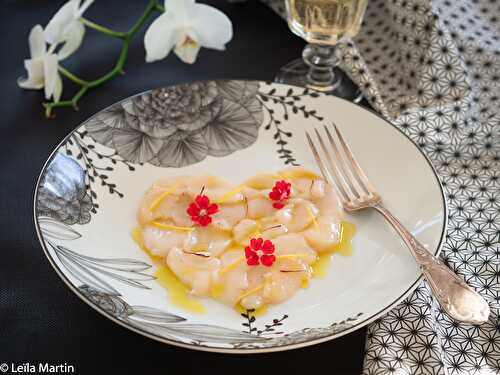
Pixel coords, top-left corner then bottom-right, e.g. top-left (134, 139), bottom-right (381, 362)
top-left (331, 122), bottom-right (376, 194)
top-left (306, 131), bottom-right (346, 202)
top-left (323, 125), bottom-right (365, 199)
top-left (323, 125), bottom-right (363, 203)
top-left (313, 128), bottom-right (355, 202)
top-left (305, 132), bottom-right (330, 182)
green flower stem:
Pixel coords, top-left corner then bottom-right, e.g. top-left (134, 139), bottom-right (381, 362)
top-left (58, 66), bottom-right (89, 86)
top-left (80, 18), bottom-right (128, 39)
top-left (44, 0), bottom-right (162, 118)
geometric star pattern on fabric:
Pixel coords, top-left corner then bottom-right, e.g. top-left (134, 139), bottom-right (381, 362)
top-left (258, 0), bottom-right (500, 373)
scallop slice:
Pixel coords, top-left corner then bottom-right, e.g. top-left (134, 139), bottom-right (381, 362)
top-left (211, 185), bottom-right (246, 204)
top-left (291, 178), bottom-right (315, 199)
top-left (273, 233), bottom-right (317, 264)
top-left (310, 179), bottom-right (327, 199)
top-left (239, 266), bottom-right (270, 310)
top-left (247, 196), bottom-right (276, 219)
top-left (142, 225), bottom-right (191, 257)
top-left (213, 202), bottom-right (247, 227)
top-left (262, 270), bottom-right (303, 305)
top-left (166, 247), bottom-right (220, 296)
top-left (276, 199), bottom-right (319, 232)
top-left (292, 178), bottom-right (327, 200)
top-left (315, 183), bottom-right (344, 218)
top-left (169, 193), bottom-right (196, 227)
top-left (240, 294), bottom-right (264, 310)
top-left (185, 226), bottom-right (232, 257)
top-left (260, 216), bottom-right (288, 239)
top-left (241, 186), bottom-right (262, 199)
top-left (137, 183), bottom-right (185, 226)
top-left (233, 219), bottom-right (260, 245)
top-left (303, 215), bottom-right (342, 252)
top-left (213, 250), bottom-right (248, 305)
top-left (185, 175), bottom-right (230, 195)
top-left (186, 175), bottom-right (245, 204)
top-left (211, 216), bottom-right (233, 232)
top-left (278, 258), bottom-right (313, 277)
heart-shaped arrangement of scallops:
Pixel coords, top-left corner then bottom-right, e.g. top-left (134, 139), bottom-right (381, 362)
top-left (133, 167), bottom-right (353, 313)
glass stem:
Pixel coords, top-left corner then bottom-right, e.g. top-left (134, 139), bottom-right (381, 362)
top-left (302, 44), bottom-right (341, 92)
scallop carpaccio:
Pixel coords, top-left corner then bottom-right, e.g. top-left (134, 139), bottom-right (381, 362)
top-left (135, 168), bottom-right (348, 311)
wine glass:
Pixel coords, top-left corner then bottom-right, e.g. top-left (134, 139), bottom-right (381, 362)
top-left (276, 0), bottom-right (368, 100)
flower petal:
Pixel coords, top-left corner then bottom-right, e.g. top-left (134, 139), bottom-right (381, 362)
top-left (152, 131), bottom-right (208, 168)
top-left (44, 0), bottom-right (79, 45)
top-left (85, 105), bottom-right (127, 146)
top-left (262, 240), bottom-right (275, 254)
top-left (246, 253), bottom-right (259, 266)
top-left (195, 195), bottom-right (209, 208)
top-left (202, 99), bottom-right (261, 157)
top-left (57, 20), bottom-right (85, 60)
top-left (198, 215), bottom-right (212, 226)
top-left (28, 25), bottom-right (46, 58)
top-left (112, 127), bottom-right (164, 164)
top-left (42, 53), bottom-right (59, 100)
top-left (190, 3), bottom-right (232, 50)
top-left (187, 203), bottom-right (199, 217)
top-left (174, 35), bottom-right (201, 64)
top-left (77, 0), bottom-right (94, 17)
top-left (53, 72), bottom-right (63, 102)
top-left (144, 12), bottom-right (178, 63)
top-left (216, 81), bottom-right (260, 104)
top-left (18, 59), bottom-right (45, 89)
top-left (207, 204), bottom-right (218, 215)
top-left (164, 0), bottom-right (195, 22)
top-left (260, 254), bottom-right (275, 267)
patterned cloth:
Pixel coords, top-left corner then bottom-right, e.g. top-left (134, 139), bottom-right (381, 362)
top-left (261, 0), bottom-right (499, 373)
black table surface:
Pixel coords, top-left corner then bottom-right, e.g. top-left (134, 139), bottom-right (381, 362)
top-left (0, 1), bottom-right (366, 374)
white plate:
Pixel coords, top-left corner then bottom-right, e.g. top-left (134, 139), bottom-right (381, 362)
top-left (34, 81), bottom-right (446, 353)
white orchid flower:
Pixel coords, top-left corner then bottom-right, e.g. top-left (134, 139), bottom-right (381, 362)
top-left (18, 25), bottom-right (63, 102)
top-left (44, 0), bottom-right (94, 60)
top-left (144, 0), bottom-right (233, 64)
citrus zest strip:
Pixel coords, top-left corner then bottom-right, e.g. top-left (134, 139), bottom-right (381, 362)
top-left (215, 185), bottom-right (246, 204)
top-left (275, 253), bottom-right (310, 260)
top-left (149, 183), bottom-right (180, 212)
top-left (307, 206), bottom-right (319, 229)
top-left (219, 256), bottom-right (245, 276)
top-left (237, 283), bottom-right (265, 302)
top-left (150, 221), bottom-right (194, 232)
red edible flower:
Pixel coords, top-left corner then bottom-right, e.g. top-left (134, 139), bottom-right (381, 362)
top-left (187, 195), bottom-right (218, 226)
top-left (269, 180), bottom-right (292, 209)
top-left (245, 238), bottom-right (276, 267)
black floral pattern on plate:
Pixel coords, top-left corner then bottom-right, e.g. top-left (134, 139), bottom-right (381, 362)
top-left (79, 285), bottom-right (269, 346)
top-left (85, 81), bottom-right (264, 168)
top-left (39, 216), bottom-right (155, 295)
top-left (257, 83), bottom-right (324, 166)
top-left (233, 311), bottom-right (364, 349)
top-left (37, 153), bottom-right (93, 225)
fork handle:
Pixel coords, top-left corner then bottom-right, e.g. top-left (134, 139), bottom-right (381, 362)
top-left (374, 203), bottom-right (490, 324)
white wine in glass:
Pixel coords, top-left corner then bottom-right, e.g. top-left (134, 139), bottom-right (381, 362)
top-left (277, 0), bottom-right (368, 97)
top-left (287, 0), bottom-right (368, 44)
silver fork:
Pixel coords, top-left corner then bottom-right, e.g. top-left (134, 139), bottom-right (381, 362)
top-left (306, 124), bottom-right (490, 324)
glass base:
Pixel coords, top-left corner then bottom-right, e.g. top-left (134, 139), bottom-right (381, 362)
top-left (275, 58), bottom-right (363, 102)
